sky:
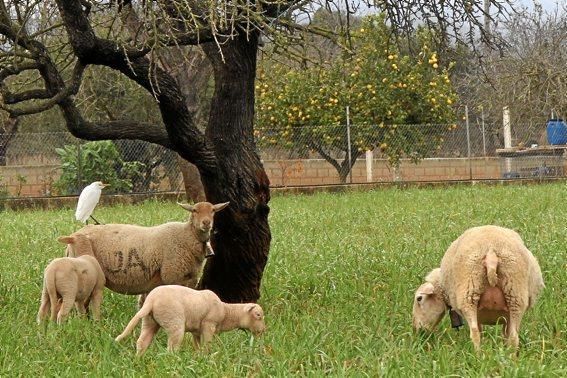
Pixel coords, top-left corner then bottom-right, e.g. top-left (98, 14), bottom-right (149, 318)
top-left (518, 0), bottom-right (564, 11)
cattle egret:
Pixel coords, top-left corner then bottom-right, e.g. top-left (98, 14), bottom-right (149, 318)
top-left (75, 181), bottom-right (109, 224)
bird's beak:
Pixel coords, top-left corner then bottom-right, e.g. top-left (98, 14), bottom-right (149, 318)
top-left (102, 183), bottom-right (110, 188)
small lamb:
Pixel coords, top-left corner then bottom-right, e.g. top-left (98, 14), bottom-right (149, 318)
top-left (412, 225), bottom-right (544, 350)
top-left (115, 285), bottom-right (266, 355)
top-left (37, 255), bottom-right (106, 324)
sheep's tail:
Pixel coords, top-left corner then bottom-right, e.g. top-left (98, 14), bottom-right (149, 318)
top-left (485, 249), bottom-right (499, 287)
top-left (115, 300), bottom-right (152, 342)
top-left (46, 270), bottom-right (59, 321)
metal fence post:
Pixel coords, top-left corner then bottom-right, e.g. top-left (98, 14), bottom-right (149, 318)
top-left (481, 106), bottom-right (487, 157)
top-left (465, 105), bottom-right (472, 180)
top-left (503, 106), bottom-right (512, 176)
top-left (346, 106), bottom-right (353, 183)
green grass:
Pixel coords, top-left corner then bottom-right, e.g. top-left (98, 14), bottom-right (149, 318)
top-left (1, 183), bottom-right (566, 376)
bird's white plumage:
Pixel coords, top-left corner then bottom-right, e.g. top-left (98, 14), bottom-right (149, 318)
top-left (75, 181), bottom-right (107, 223)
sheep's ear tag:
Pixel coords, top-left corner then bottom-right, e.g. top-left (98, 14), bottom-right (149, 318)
top-left (449, 309), bottom-right (464, 329)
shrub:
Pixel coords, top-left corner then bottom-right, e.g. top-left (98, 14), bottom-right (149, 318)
top-left (54, 140), bottom-right (145, 195)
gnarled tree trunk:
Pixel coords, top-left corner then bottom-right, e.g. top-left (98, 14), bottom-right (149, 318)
top-left (0, 117), bottom-right (19, 166)
top-left (198, 33), bottom-right (271, 302)
top-left (178, 156), bottom-right (206, 202)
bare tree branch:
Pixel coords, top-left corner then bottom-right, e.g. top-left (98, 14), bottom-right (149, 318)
top-left (0, 62), bottom-right (41, 81)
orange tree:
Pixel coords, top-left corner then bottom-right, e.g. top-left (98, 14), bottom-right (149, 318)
top-left (255, 15), bottom-right (457, 183)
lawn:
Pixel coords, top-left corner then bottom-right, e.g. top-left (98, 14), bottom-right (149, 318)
top-left (0, 183), bottom-right (565, 376)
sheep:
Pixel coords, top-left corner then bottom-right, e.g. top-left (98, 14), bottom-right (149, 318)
top-left (37, 255), bottom-right (106, 324)
top-left (115, 285), bottom-right (266, 355)
top-left (57, 201), bottom-right (229, 297)
top-left (412, 225), bottom-right (544, 351)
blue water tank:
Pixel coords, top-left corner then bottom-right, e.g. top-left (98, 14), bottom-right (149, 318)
top-left (546, 119), bottom-right (567, 145)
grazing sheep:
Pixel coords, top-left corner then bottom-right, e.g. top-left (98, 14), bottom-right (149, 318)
top-left (115, 285), bottom-right (266, 355)
top-left (57, 201), bottom-right (229, 296)
top-left (412, 225), bottom-right (544, 350)
top-left (37, 255), bottom-right (106, 324)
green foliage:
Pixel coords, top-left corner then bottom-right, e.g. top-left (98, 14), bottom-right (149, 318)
top-left (0, 184), bottom-right (565, 375)
top-left (54, 141), bottom-right (145, 195)
top-left (255, 14), bottom-right (458, 168)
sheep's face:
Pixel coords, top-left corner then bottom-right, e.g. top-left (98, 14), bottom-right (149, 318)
top-left (412, 282), bottom-right (446, 331)
top-left (179, 201), bottom-right (230, 234)
top-left (245, 304), bottom-right (266, 336)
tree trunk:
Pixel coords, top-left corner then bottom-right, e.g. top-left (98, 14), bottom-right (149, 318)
top-left (0, 117), bottom-right (19, 166)
top-left (177, 155), bottom-right (206, 202)
top-left (157, 47), bottom-right (211, 203)
top-left (198, 34), bottom-right (271, 303)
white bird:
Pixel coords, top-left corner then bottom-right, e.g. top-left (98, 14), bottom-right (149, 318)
top-left (75, 181), bottom-right (109, 224)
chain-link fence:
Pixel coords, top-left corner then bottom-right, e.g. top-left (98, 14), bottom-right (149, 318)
top-left (256, 121), bottom-right (566, 186)
top-left (0, 132), bottom-right (183, 198)
top-left (1, 120), bottom-right (565, 198)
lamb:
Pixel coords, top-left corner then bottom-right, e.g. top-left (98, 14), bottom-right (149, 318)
top-left (37, 255), bottom-right (106, 324)
top-left (57, 201), bottom-right (229, 296)
top-left (412, 225), bottom-right (544, 351)
top-left (115, 285), bottom-right (266, 355)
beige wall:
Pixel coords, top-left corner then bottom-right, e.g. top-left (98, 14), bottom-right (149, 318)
top-left (263, 157), bottom-right (503, 187)
top-left (2, 156), bottom-right (565, 197)
top-left (0, 165), bottom-right (59, 197)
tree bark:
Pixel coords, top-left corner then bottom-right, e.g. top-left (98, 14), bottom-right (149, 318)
top-left (178, 155), bottom-right (206, 202)
top-left (198, 33), bottom-right (271, 303)
top-left (0, 117), bottom-right (19, 166)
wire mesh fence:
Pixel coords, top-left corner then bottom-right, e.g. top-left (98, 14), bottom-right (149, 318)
top-left (256, 122), bottom-right (566, 186)
top-left (0, 132), bottom-right (183, 198)
top-left (0, 121), bottom-right (565, 198)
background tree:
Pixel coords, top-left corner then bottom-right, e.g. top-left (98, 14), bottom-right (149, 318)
top-left (0, 0), bottom-right (514, 302)
top-left (456, 4), bottom-right (567, 149)
top-left (256, 15), bottom-right (457, 182)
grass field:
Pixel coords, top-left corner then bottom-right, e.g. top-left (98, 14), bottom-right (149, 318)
top-left (0, 183), bottom-right (566, 376)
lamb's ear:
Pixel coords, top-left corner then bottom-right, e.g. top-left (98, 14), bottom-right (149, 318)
top-left (57, 236), bottom-right (75, 244)
top-left (178, 202), bottom-right (195, 212)
top-left (415, 282), bottom-right (436, 304)
top-left (419, 282), bottom-right (435, 296)
top-left (247, 304), bottom-right (257, 313)
top-left (213, 202), bottom-right (230, 212)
